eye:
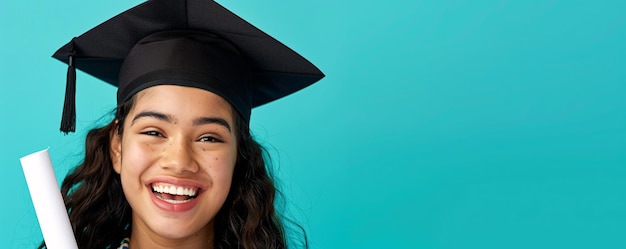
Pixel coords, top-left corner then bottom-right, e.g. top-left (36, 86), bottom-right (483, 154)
top-left (140, 130), bottom-right (164, 137)
top-left (198, 135), bottom-right (223, 143)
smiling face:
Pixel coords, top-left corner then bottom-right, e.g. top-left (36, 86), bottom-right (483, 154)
top-left (110, 85), bottom-right (238, 248)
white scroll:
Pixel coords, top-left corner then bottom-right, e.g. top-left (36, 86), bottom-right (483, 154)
top-left (20, 149), bottom-right (78, 249)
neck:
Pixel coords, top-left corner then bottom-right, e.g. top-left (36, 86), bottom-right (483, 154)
top-left (129, 232), bottom-right (214, 249)
top-left (128, 219), bottom-right (214, 249)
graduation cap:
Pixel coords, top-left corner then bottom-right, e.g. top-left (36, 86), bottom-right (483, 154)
top-left (53, 0), bottom-right (324, 134)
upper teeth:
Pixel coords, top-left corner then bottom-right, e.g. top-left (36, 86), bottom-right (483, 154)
top-left (152, 184), bottom-right (197, 196)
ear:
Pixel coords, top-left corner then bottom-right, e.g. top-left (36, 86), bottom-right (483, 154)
top-left (110, 120), bottom-right (122, 174)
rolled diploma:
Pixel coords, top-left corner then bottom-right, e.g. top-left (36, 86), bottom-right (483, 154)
top-left (20, 149), bottom-right (78, 249)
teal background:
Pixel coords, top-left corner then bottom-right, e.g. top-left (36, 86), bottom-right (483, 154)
top-left (1, 0), bottom-right (625, 248)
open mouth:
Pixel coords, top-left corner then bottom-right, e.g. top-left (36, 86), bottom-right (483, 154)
top-left (151, 183), bottom-right (200, 204)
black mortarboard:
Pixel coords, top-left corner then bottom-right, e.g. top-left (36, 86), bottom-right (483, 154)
top-left (53, 0), bottom-right (324, 133)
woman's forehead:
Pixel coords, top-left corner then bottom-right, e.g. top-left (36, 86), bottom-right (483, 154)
top-left (131, 85), bottom-right (234, 121)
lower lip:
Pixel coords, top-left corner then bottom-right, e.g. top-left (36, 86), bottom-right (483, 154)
top-left (150, 191), bottom-right (200, 212)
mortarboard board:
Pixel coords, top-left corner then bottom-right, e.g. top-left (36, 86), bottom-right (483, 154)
top-left (53, 0), bottom-right (324, 133)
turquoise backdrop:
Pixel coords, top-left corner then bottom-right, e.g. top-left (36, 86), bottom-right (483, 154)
top-left (1, 0), bottom-right (625, 248)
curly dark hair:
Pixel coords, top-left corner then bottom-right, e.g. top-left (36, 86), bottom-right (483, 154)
top-left (38, 95), bottom-right (305, 249)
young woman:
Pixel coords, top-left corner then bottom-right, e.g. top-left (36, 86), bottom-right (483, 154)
top-left (45, 0), bottom-right (324, 248)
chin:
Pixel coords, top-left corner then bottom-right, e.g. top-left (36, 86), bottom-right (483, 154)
top-left (149, 218), bottom-right (213, 240)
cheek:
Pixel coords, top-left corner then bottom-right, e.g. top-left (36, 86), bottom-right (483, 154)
top-left (119, 142), bottom-right (156, 181)
top-left (203, 141), bottom-right (237, 171)
top-left (204, 152), bottom-right (237, 189)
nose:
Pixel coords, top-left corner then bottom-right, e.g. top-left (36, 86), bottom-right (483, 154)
top-left (159, 138), bottom-right (199, 174)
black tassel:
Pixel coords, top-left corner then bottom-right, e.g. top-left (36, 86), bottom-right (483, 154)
top-left (60, 52), bottom-right (77, 134)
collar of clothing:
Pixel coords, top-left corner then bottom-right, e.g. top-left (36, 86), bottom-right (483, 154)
top-left (117, 237), bottom-right (130, 249)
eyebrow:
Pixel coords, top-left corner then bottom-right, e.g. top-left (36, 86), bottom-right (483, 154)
top-left (193, 117), bottom-right (231, 132)
top-left (131, 111), bottom-right (172, 125)
top-left (131, 111), bottom-right (231, 132)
